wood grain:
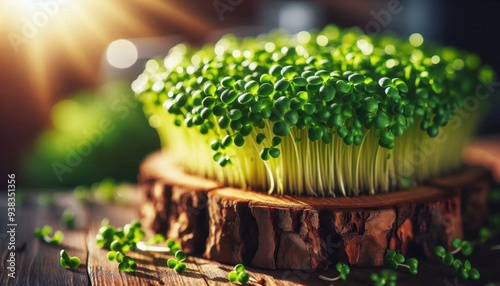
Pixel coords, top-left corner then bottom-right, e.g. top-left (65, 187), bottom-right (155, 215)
top-left (1, 191), bottom-right (499, 285)
top-left (0, 194), bottom-right (89, 286)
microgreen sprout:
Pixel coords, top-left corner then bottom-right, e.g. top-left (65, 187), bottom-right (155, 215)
top-left (107, 251), bottom-right (137, 272)
top-left (450, 238), bottom-right (473, 255)
top-left (451, 259), bottom-right (480, 280)
top-left (166, 238), bottom-right (182, 253)
top-left (59, 249), bottom-right (80, 269)
top-left (95, 220), bottom-right (144, 251)
top-left (318, 262), bottom-right (350, 282)
top-left (227, 264), bottom-right (250, 285)
top-left (489, 187), bottom-right (500, 203)
top-left (370, 270), bottom-right (397, 286)
top-left (434, 245), bottom-right (455, 266)
top-left (60, 209), bottom-right (76, 229)
top-left (479, 214), bottom-right (500, 245)
top-left (96, 219), bottom-right (185, 273)
top-left (95, 220), bottom-right (144, 272)
top-left (34, 225), bottom-right (64, 245)
top-left (135, 25), bottom-right (496, 197)
top-left (38, 192), bottom-right (55, 207)
top-left (135, 237), bottom-right (181, 253)
top-left (74, 179), bottom-right (135, 205)
top-left (385, 250), bottom-right (418, 274)
top-left (167, 250), bottom-right (187, 273)
top-left (434, 238), bottom-right (480, 280)
top-left (148, 233), bottom-right (166, 244)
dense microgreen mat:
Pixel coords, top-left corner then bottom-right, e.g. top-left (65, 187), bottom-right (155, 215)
top-left (133, 25), bottom-right (495, 197)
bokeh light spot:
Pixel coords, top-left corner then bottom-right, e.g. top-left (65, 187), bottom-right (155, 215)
top-left (106, 39), bottom-right (138, 69)
top-left (409, 33), bottom-right (424, 47)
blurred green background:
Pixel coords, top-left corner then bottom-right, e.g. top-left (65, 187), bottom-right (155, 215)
top-left (22, 81), bottom-right (160, 188)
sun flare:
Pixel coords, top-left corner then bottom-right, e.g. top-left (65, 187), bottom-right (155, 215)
top-left (0, 0), bottom-right (215, 115)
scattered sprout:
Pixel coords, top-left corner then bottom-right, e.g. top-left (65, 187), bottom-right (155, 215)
top-left (450, 238), bottom-right (473, 256)
top-left (59, 249), bottom-right (80, 269)
top-left (479, 213), bottom-right (500, 244)
top-left (95, 220), bottom-right (144, 251)
top-left (38, 193), bottom-right (55, 207)
top-left (434, 245), bottom-right (456, 266)
top-left (96, 220), bottom-right (185, 273)
top-left (167, 250), bottom-right (187, 274)
top-left (228, 264), bottom-right (250, 285)
top-left (136, 238), bottom-right (182, 253)
top-left (318, 262), bottom-right (351, 282)
top-left (60, 210), bottom-right (76, 229)
top-left (118, 256), bottom-right (138, 273)
top-left (370, 269), bottom-right (397, 286)
top-left (385, 250), bottom-right (418, 275)
top-left (166, 238), bottom-right (182, 253)
top-left (435, 238), bottom-right (479, 280)
top-left (479, 227), bottom-right (493, 244)
top-left (452, 259), bottom-right (480, 280)
top-left (74, 179), bottom-right (135, 205)
top-left (95, 220), bottom-right (144, 272)
top-left (148, 233), bottom-right (166, 245)
top-left (489, 187), bottom-right (500, 203)
top-left (34, 225), bottom-right (64, 245)
top-left (107, 251), bottom-right (137, 273)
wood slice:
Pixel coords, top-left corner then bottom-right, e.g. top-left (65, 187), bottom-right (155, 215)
top-left (139, 151), bottom-right (492, 270)
top-left (428, 166), bottom-right (492, 236)
top-left (139, 151), bottom-right (221, 253)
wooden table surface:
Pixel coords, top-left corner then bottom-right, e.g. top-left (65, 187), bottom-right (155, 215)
top-left (1, 191), bottom-right (499, 286)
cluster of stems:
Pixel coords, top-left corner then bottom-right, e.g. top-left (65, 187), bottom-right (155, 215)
top-left (134, 25), bottom-right (495, 197)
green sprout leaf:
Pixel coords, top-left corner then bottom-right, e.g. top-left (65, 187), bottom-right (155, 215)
top-left (34, 225), bottom-right (64, 245)
top-left (133, 25), bottom-right (497, 198)
top-left (385, 250), bottom-right (418, 275)
top-left (60, 210), bottom-right (76, 229)
top-left (319, 263), bottom-right (350, 282)
top-left (59, 250), bottom-right (80, 269)
top-left (371, 269), bottom-right (397, 286)
top-left (436, 238), bottom-right (480, 281)
top-left (228, 264), bottom-right (251, 284)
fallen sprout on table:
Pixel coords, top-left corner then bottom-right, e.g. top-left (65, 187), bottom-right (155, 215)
top-left (385, 250), bottom-right (419, 275)
top-left (370, 269), bottom-right (397, 286)
top-left (34, 225), bottom-right (64, 245)
top-left (318, 262), bottom-right (351, 282)
top-left (95, 219), bottom-right (184, 273)
top-left (59, 249), bottom-right (81, 270)
top-left (167, 250), bottom-right (187, 274)
top-left (60, 209), bottom-right (76, 229)
top-left (434, 237), bottom-right (479, 281)
top-left (228, 264), bottom-right (250, 285)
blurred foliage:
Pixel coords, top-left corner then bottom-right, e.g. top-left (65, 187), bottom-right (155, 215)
top-left (22, 81), bottom-right (160, 188)
top-left (74, 178), bottom-right (137, 205)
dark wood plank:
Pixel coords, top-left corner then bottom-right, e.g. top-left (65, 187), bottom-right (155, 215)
top-left (0, 193), bottom-right (89, 286)
top-left (193, 256), bottom-right (309, 286)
